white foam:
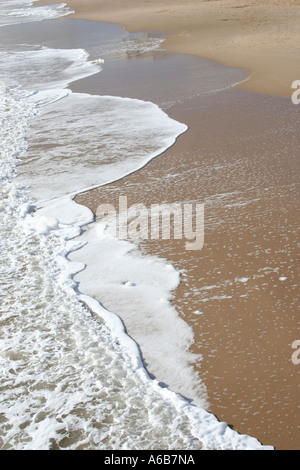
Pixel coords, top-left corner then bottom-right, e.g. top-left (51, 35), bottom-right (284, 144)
top-left (17, 86), bottom-right (203, 404)
top-left (0, 0), bottom-right (274, 450)
top-left (0, 130), bottom-right (271, 450)
top-left (0, 80), bottom-right (6, 94)
top-left (0, 185), bottom-right (200, 450)
top-left (17, 92), bottom-right (187, 202)
top-left (0, 0), bottom-right (73, 27)
top-left (236, 277), bottom-right (250, 283)
top-left (37, 195), bottom-right (94, 227)
top-left (0, 46), bottom-right (101, 91)
top-left (199, 295), bottom-right (233, 302)
top-left (68, 220), bottom-right (207, 407)
top-left (17, 200), bottom-right (272, 450)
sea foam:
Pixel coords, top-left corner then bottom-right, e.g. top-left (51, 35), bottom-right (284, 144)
top-left (0, 0), bottom-right (73, 27)
top-left (0, 91), bottom-right (270, 449)
top-left (0, 0), bottom-right (273, 451)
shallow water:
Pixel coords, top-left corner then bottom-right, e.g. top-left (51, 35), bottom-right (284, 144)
top-left (0, 0), bottom-right (271, 450)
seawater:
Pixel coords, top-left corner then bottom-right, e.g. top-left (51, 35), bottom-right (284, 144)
top-left (0, 0), bottom-right (271, 450)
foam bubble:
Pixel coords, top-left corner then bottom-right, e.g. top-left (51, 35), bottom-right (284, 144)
top-left (0, 80), bottom-right (6, 94)
top-left (0, 46), bottom-right (101, 91)
top-left (0, 0), bottom-right (73, 27)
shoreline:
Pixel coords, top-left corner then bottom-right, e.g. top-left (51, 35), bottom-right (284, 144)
top-left (37, 0), bottom-right (300, 97)
top-left (74, 80), bottom-right (299, 450)
top-left (35, 2), bottom-right (297, 447)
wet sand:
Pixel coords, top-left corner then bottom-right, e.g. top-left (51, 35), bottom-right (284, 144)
top-left (72, 52), bottom-right (299, 449)
top-left (38, 0), bottom-right (300, 97)
top-left (37, 1), bottom-right (300, 449)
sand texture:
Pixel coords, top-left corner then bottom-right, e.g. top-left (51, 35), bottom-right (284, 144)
top-left (35, 0), bottom-right (300, 449)
top-left (39, 0), bottom-right (300, 96)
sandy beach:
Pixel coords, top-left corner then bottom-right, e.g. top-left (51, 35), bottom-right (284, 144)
top-left (39, 0), bottom-right (300, 97)
top-left (36, 0), bottom-right (300, 450)
top-left (73, 67), bottom-right (299, 450)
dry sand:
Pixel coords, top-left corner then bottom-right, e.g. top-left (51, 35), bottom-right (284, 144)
top-left (74, 77), bottom-right (299, 450)
top-left (39, 0), bottom-right (300, 96)
top-left (37, 0), bottom-right (300, 449)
